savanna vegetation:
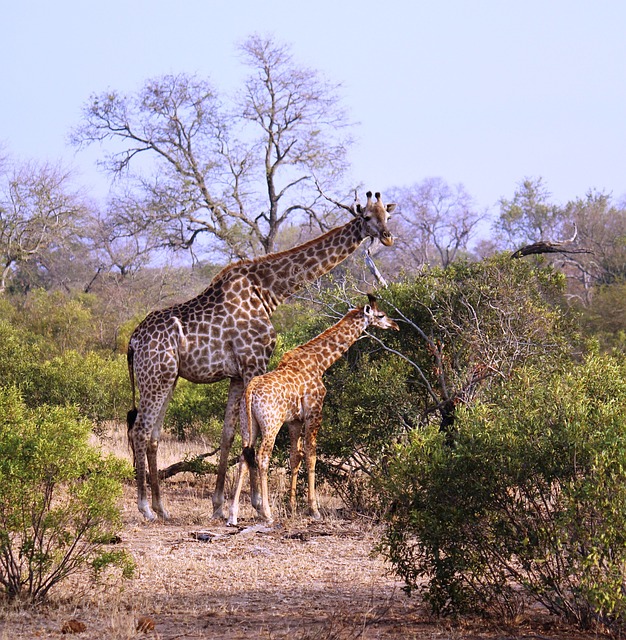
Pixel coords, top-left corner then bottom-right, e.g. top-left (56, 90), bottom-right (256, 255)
top-left (2, 33), bottom-right (626, 637)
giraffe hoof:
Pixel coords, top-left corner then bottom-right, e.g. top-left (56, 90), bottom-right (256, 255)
top-left (211, 507), bottom-right (226, 520)
top-left (139, 507), bottom-right (157, 522)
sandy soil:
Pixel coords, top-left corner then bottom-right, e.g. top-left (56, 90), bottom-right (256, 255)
top-left (0, 431), bottom-right (596, 639)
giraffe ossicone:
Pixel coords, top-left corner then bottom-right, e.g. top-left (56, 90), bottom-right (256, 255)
top-left (126, 191), bottom-right (396, 521)
top-left (227, 295), bottom-right (399, 526)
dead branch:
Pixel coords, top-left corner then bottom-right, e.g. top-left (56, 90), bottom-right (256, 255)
top-left (314, 178), bottom-right (360, 215)
top-left (511, 225), bottom-right (592, 259)
top-left (156, 449), bottom-right (220, 481)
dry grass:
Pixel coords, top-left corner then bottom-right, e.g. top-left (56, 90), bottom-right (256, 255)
top-left (0, 426), bottom-right (594, 639)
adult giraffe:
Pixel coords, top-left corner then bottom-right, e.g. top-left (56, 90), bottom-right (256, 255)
top-left (127, 191), bottom-right (396, 521)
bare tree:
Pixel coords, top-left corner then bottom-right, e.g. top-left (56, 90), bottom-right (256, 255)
top-left (71, 35), bottom-right (353, 261)
top-left (87, 190), bottom-right (169, 280)
top-left (0, 161), bottom-right (85, 293)
top-left (387, 178), bottom-right (485, 269)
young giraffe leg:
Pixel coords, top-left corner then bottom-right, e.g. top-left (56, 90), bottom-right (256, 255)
top-left (212, 378), bottom-right (244, 519)
top-left (227, 392), bottom-right (260, 526)
top-left (257, 427), bottom-right (280, 523)
top-left (287, 420), bottom-right (304, 515)
top-left (304, 411), bottom-right (324, 521)
top-left (227, 454), bottom-right (248, 527)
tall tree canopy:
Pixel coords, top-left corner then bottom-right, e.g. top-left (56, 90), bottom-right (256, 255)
top-left (71, 35), bottom-right (353, 261)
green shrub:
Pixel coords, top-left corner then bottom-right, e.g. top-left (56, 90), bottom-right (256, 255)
top-left (318, 356), bottom-right (418, 513)
top-left (26, 351), bottom-right (130, 427)
top-left (378, 353), bottom-right (626, 631)
top-left (0, 319), bottom-right (43, 387)
top-left (20, 289), bottom-right (98, 355)
top-left (0, 387), bottom-right (134, 602)
top-left (165, 379), bottom-right (229, 442)
top-left (297, 257), bottom-right (573, 513)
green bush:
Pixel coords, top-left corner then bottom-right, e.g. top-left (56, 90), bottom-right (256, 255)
top-left (0, 319), bottom-right (130, 428)
top-left (318, 355), bottom-right (418, 513)
top-left (303, 257), bottom-right (572, 513)
top-left (378, 353), bottom-right (626, 631)
top-left (25, 351), bottom-right (130, 426)
top-left (165, 379), bottom-right (229, 442)
top-left (20, 289), bottom-right (98, 355)
top-left (0, 387), bottom-right (133, 602)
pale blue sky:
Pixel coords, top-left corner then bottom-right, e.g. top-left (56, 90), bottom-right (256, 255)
top-left (2, 0), bottom-right (625, 214)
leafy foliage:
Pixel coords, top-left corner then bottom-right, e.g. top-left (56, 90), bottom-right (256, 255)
top-left (0, 387), bottom-right (133, 601)
top-left (19, 289), bottom-right (98, 354)
top-left (0, 316), bottom-right (130, 428)
top-left (26, 351), bottom-right (130, 427)
top-left (378, 353), bottom-right (626, 631)
top-left (164, 379), bottom-right (229, 442)
top-left (312, 256), bottom-right (574, 513)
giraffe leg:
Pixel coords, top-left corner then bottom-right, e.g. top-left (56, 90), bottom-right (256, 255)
top-left (131, 425), bottom-right (156, 522)
top-left (304, 412), bottom-right (323, 521)
top-left (144, 385), bottom-right (175, 520)
top-left (227, 454), bottom-right (249, 526)
top-left (147, 438), bottom-right (170, 520)
top-left (248, 463), bottom-right (262, 514)
top-left (288, 420), bottom-right (304, 515)
top-left (257, 430), bottom-right (279, 523)
top-left (212, 378), bottom-right (244, 519)
top-left (227, 397), bottom-right (259, 526)
top-left (247, 413), bottom-right (262, 514)
top-left (258, 452), bottom-right (273, 524)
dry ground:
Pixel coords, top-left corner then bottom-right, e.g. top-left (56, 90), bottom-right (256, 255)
top-left (0, 426), bottom-right (594, 639)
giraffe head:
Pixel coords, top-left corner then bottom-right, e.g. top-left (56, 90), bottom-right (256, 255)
top-left (363, 294), bottom-right (400, 331)
top-left (354, 191), bottom-right (396, 247)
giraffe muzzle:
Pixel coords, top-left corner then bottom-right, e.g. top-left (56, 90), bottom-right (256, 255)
top-left (380, 231), bottom-right (394, 247)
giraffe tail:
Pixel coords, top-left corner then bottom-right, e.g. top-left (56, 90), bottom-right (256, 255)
top-left (240, 383), bottom-right (257, 469)
top-left (126, 346), bottom-right (138, 467)
top-left (242, 446), bottom-right (256, 469)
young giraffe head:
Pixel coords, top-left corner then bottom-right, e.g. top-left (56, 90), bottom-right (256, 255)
top-left (355, 191), bottom-right (396, 247)
top-left (363, 294), bottom-right (400, 331)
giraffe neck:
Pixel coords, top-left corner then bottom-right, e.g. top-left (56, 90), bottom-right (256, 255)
top-left (250, 217), bottom-right (367, 310)
top-left (289, 309), bottom-right (368, 373)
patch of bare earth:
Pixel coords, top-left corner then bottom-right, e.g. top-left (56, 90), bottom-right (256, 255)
top-left (0, 428), bottom-right (595, 639)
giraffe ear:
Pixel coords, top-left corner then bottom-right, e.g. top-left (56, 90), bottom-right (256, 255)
top-left (354, 203), bottom-right (363, 215)
top-left (386, 203), bottom-right (397, 214)
top-left (363, 304), bottom-right (373, 317)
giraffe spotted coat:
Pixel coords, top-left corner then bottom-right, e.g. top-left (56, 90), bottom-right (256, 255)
top-left (127, 192), bottom-right (396, 521)
top-left (228, 296), bottom-right (399, 525)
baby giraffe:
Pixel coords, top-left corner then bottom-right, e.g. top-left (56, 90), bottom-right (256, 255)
top-left (228, 295), bottom-right (399, 525)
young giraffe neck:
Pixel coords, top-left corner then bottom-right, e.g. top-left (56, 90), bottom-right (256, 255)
top-left (249, 217), bottom-right (367, 311)
top-left (284, 308), bottom-right (368, 373)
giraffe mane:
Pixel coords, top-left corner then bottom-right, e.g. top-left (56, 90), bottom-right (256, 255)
top-left (277, 308), bottom-right (364, 366)
top-left (210, 218), bottom-right (360, 281)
